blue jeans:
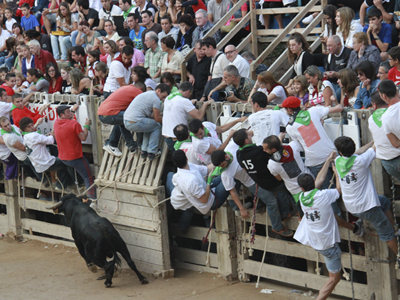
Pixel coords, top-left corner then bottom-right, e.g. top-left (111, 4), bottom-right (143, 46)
top-left (124, 118), bottom-right (161, 154)
top-left (353, 195), bottom-right (394, 242)
top-left (5, 56), bottom-right (14, 71)
top-left (62, 156), bottom-right (96, 199)
top-left (103, 91), bottom-right (112, 99)
top-left (51, 34), bottom-right (72, 60)
top-left (309, 162), bottom-right (341, 216)
top-left (69, 30), bottom-right (82, 47)
top-left (211, 91), bottom-right (223, 102)
top-left (382, 156), bottom-right (400, 183)
top-left (45, 158), bottom-right (74, 187)
top-left (316, 243), bottom-right (342, 273)
top-left (99, 112), bottom-right (136, 149)
top-left (248, 183), bottom-right (284, 232)
top-left (164, 137), bottom-right (176, 152)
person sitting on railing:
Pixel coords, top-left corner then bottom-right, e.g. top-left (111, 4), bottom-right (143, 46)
top-left (335, 136), bottom-right (399, 258)
top-left (248, 71), bottom-right (288, 105)
top-left (144, 32), bottom-right (164, 81)
top-left (208, 65), bottom-right (255, 103)
top-left (191, 9), bottom-right (221, 48)
top-left (354, 60), bottom-right (380, 109)
top-left (347, 32), bottom-right (381, 74)
top-left (160, 36), bottom-right (184, 79)
top-left (335, 6), bottom-right (363, 49)
top-left (188, 117), bottom-right (247, 165)
top-left (304, 65), bottom-right (336, 107)
top-left (166, 149), bottom-right (239, 232)
top-left (187, 39), bottom-right (212, 100)
top-left (220, 0), bottom-right (250, 47)
top-left (247, 92), bottom-right (289, 146)
top-left (241, 51), bottom-right (268, 75)
top-left (224, 45), bottom-right (250, 78)
top-left (378, 80), bottom-right (400, 182)
top-left (162, 81), bottom-right (213, 151)
top-left (362, 7), bottom-right (392, 61)
top-left (335, 68), bottom-right (359, 107)
top-left (287, 33), bottom-right (315, 81)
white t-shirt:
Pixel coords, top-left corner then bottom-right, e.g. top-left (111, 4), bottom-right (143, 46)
top-left (221, 141), bottom-right (255, 190)
top-left (24, 132), bottom-right (56, 173)
top-left (307, 80), bottom-right (336, 107)
top-left (211, 51), bottom-right (230, 79)
top-left (382, 101), bottom-right (400, 154)
top-left (177, 141), bottom-right (203, 165)
top-left (258, 85), bottom-right (286, 105)
top-left (229, 54), bottom-right (250, 78)
top-left (162, 95), bottom-right (196, 137)
top-left (5, 18), bottom-right (17, 32)
top-left (89, 0), bottom-right (102, 11)
top-left (0, 29), bottom-right (11, 49)
top-left (171, 163), bottom-right (214, 214)
top-left (98, 4), bottom-right (123, 21)
top-left (335, 149), bottom-right (380, 214)
top-left (0, 130), bottom-right (11, 160)
top-left (369, 112), bottom-right (400, 160)
top-left (104, 60), bottom-right (131, 92)
top-left (0, 102), bottom-right (13, 118)
top-left (268, 141), bottom-right (312, 195)
top-left (192, 122), bottom-right (221, 165)
top-left (337, 20), bottom-right (363, 49)
top-left (248, 109), bottom-right (289, 146)
top-left (294, 189), bottom-right (341, 251)
top-left (2, 125), bottom-right (27, 161)
top-left (286, 106), bottom-right (335, 167)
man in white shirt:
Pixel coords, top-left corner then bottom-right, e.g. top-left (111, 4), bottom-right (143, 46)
top-left (96, 0), bottom-right (123, 31)
top-left (19, 117), bottom-right (73, 189)
top-left (334, 136), bottom-right (397, 255)
top-left (377, 80), bottom-right (400, 181)
top-left (188, 117), bottom-right (246, 165)
top-left (166, 149), bottom-right (232, 231)
top-left (162, 81), bottom-right (213, 151)
top-left (211, 141), bottom-right (293, 236)
top-left (0, 87), bottom-right (12, 118)
top-left (104, 46), bottom-right (133, 99)
top-left (0, 122), bottom-right (18, 180)
top-left (173, 124), bottom-right (203, 165)
top-left (224, 45), bottom-right (250, 78)
top-left (249, 92), bottom-right (289, 146)
top-left (294, 168), bottom-right (342, 300)
top-left (201, 37), bottom-right (230, 80)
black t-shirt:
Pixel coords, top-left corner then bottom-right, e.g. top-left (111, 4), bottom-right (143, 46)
top-left (187, 54), bottom-right (212, 90)
top-left (40, 34), bottom-right (52, 54)
top-left (237, 144), bottom-right (281, 191)
top-left (85, 8), bottom-right (100, 28)
top-left (323, 47), bottom-right (352, 84)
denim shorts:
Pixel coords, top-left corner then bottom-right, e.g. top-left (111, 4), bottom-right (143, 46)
top-left (353, 196), bottom-right (395, 242)
top-left (316, 243), bottom-right (342, 273)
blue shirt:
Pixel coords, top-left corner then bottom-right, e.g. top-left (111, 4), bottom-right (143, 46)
top-left (21, 15), bottom-right (40, 31)
top-left (129, 26), bottom-right (146, 51)
top-left (363, 22), bottom-right (392, 49)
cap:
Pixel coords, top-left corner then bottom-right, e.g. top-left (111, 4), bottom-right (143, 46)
top-left (281, 96), bottom-right (301, 109)
top-left (56, 105), bottom-right (70, 116)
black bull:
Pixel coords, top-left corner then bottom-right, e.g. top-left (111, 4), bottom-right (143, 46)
top-left (46, 194), bottom-right (149, 287)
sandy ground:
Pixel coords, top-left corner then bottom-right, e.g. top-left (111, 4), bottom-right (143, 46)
top-left (0, 237), bottom-right (347, 300)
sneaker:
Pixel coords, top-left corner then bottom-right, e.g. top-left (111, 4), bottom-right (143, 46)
top-left (302, 14), bottom-right (314, 24)
top-left (128, 145), bottom-right (137, 153)
top-left (140, 151), bottom-right (148, 159)
top-left (272, 227), bottom-right (294, 237)
top-left (354, 219), bottom-right (364, 237)
top-left (148, 153), bottom-right (156, 160)
top-left (103, 144), bottom-right (122, 157)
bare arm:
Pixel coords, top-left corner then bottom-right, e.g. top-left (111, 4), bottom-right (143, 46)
top-left (117, 77), bottom-right (128, 87)
top-left (198, 184), bottom-right (212, 204)
top-left (216, 116), bottom-right (247, 133)
top-left (230, 188), bottom-right (249, 218)
top-left (188, 100), bottom-right (213, 120)
top-left (12, 140), bottom-right (26, 151)
top-left (359, 2), bottom-right (368, 27)
top-left (78, 119), bottom-right (90, 141)
top-left (153, 108), bottom-right (162, 123)
top-left (206, 130), bottom-right (235, 155)
top-left (22, 92), bottom-right (35, 105)
top-left (355, 141), bottom-right (374, 154)
top-left (328, 103), bottom-right (343, 114)
top-left (0, 136), bottom-right (4, 144)
top-left (315, 151), bottom-right (336, 190)
top-left (208, 81), bottom-right (229, 100)
top-left (97, 18), bottom-right (104, 30)
top-left (207, 13), bottom-right (213, 23)
top-left (333, 164), bottom-right (341, 195)
top-left (387, 133), bottom-right (400, 148)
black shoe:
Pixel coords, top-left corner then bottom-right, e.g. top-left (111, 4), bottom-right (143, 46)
top-left (148, 153), bottom-right (156, 160)
top-left (128, 145), bottom-right (136, 153)
top-left (140, 151), bottom-right (147, 159)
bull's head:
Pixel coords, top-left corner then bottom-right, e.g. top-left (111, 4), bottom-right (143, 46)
top-left (45, 194), bottom-right (89, 214)
top-left (45, 201), bottom-right (63, 214)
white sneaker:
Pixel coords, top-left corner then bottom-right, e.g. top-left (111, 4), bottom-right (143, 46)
top-left (103, 144), bottom-right (122, 157)
top-left (302, 15), bottom-right (314, 24)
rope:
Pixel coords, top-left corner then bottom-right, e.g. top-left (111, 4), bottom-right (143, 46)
top-left (250, 185), bottom-right (259, 244)
top-left (315, 252), bottom-right (321, 275)
top-left (255, 210), bottom-right (269, 289)
top-left (205, 210), bottom-right (213, 267)
top-left (44, 173), bottom-right (54, 203)
top-left (36, 171), bottom-right (45, 198)
top-left (202, 194), bottom-right (218, 244)
top-left (391, 176), bottom-right (400, 269)
top-left (74, 169), bottom-right (81, 195)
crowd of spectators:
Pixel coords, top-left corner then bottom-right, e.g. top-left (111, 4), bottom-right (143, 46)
top-left (1, 0), bottom-right (400, 298)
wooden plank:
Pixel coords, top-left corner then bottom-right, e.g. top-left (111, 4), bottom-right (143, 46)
top-left (21, 218), bottom-right (72, 240)
top-left (245, 234), bottom-right (366, 272)
top-left (243, 260), bottom-right (368, 299)
top-left (98, 187), bottom-right (160, 207)
top-left (22, 197), bottom-right (57, 213)
top-left (114, 145), bottom-right (129, 180)
top-left (87, 96), bottom-right (102, 177)
top-left (123, 260), bottom-right (166, 275)
top-left (98, 212), bottom-right (158, 232)
top-left (95, 179), bottom-right (159, 194)
top-left (237, 34), bottom-right (252, 54)
top-left (249, 0), bottom-right (257, 58)
top-left (255, 5), bottom-right (322, 14)
top-left (0, 214), bottom-right (7, 233)
top-left (98, 150), bottom-right (110, 179)
top-left (170, 223), bottom-right (218, 244)
top-left (0, 193), bottom-right (6, 205)
top-left (23, 233), bottom-right (76, 248)
top-left (139, 155), bottom-right (152, 186)
top-left (217, 13), bottom-right (251, 49)
top-left (173, 247), bottom-right (219, 268)
top-left (174, 261), bottom-right (219, 273)
top-left (127, 149), bottom-right (142, 184)
top-left (104, 151), bottom-right (117, 181)
top-left (257, 27), bottom-right (323, 36)
top-left (114, 224), bottom-right (163, 251)
top-left (5, 179), bottom-right (21, 236)
top-left (97, 198), bottom-right (160, 221)
top-left (152, 140), bottom-right (169, 186)
top-left (126, 244), bottom-right (165, 266)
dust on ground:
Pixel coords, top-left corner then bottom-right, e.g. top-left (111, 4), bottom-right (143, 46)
top-left (1, 237), bottom-right (347, 300)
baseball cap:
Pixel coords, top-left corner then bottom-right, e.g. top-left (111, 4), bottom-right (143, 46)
top-left (56, 105), bottom-right (70, 116)
top-left (281, 96), bottom-right (301, 109)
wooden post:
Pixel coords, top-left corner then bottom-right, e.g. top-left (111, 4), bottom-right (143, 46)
top-left (250, 0), bottom-right (258, 80)
top-left (5, 179), bottom-right (21, 238)
top-left (87, 96), bottom-right (102, 176)
top-left (321, 0), bottom-right (327, 52)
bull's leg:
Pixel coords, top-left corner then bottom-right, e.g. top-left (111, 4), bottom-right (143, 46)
top-left (118, 244), bottom-right (148, 284)
top-left (74, 238), bottom-right (98, 273)
top-left (103, 260), bottom-right (115, 287)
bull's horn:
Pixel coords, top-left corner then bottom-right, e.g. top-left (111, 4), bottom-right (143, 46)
top-left (45, 201), bottom-right (63, 210)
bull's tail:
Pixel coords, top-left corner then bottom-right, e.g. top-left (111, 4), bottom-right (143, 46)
top-left (113, 252), bottom-right (122, 274)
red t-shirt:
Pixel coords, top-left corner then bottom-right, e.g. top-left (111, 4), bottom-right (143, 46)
top-left (48, 76), bottom-right (63, 94)
top-left (97, 86), bottom-right (142, 116)
top-left (1, 83), bottom-right (15, 96)
top-left (388, 66), bottom-right (400, 86)
top-left (35, 49), bottom-right (57, 74)
top-left (193, 0), bottom-right (207, 12)
top-left (12, 106), bottom-right (41, 128)
top-left (54, 118), bottom-right (83, 160)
